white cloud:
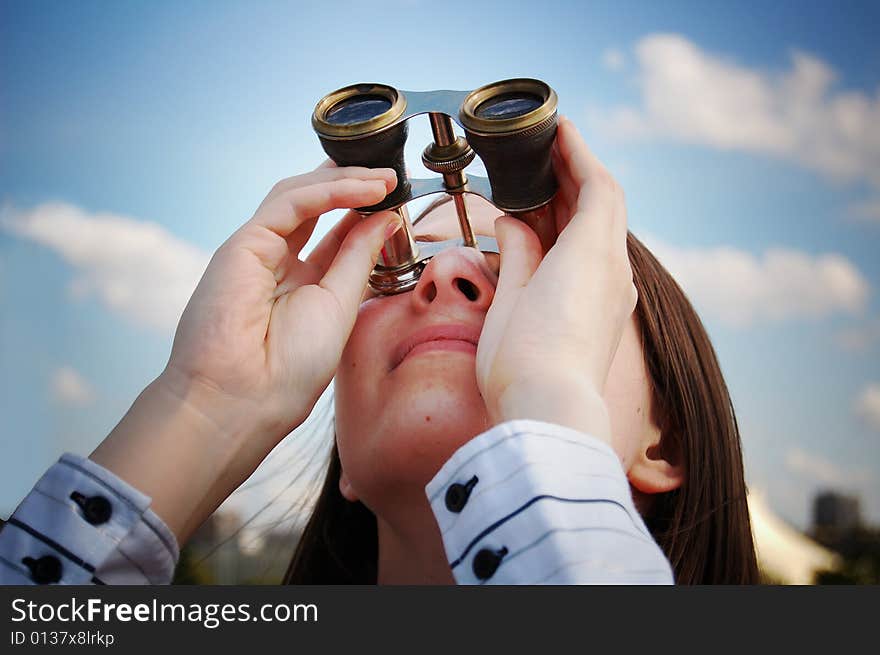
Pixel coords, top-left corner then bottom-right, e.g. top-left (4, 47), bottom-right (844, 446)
top-left (784, 447), bottom-right (872, 488)
top-left (601, 34), bottom-right (880, 189)
top-left (854, 383), bottom-right (880, 432)
top-left (645, 236), bottom-right (870, 326)
top-left (602, 48), bottom-right (625, 72)
top-left (1, 203), bottom-right (209, 331)
top-left (51, 366), bottom-right (96, 406)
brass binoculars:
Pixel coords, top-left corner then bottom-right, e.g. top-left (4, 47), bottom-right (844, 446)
top-left (312, 78), bottom-right (558, 294)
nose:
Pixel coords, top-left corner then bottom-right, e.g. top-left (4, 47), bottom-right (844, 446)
top-left (411, 247), bottom-right (496, 313)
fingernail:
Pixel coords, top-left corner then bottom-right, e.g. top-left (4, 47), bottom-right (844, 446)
top-left (384, 218), bottom-right (404, 240)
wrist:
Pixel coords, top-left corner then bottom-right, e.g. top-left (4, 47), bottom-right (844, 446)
top-left (89, 373), bottom-right (269, 544)
top-left (153, 367), bottom-right (270, 449)
top-left (492, 375), bottom-right (613, 450)
top-left (156, 364), bottom-right (309, 450)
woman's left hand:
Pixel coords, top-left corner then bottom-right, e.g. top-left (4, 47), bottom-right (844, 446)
top-left (475, 117), bottom-right (637, 452)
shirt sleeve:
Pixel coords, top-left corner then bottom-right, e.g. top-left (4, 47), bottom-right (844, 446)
top-left (0, 453), bottom-right (179, 585)
top-left (425, 420), bottom-right (674, 585)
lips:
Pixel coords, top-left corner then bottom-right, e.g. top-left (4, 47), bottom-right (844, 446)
top-left (391, 324), bottom-right (481, 370)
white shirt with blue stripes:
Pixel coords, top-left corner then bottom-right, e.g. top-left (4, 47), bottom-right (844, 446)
top-left (0, 420), bottom-right (674, 585)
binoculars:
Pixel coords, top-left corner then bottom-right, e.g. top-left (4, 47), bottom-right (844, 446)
top-left (312, 78), bottom-right (559, 294)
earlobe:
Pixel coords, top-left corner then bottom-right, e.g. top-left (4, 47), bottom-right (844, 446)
top-left (338, 469), bottom-right (360, 502)
top-left (628, 437), bottom-right (685, 495)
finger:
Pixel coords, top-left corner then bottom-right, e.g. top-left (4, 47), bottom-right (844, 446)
top-left (493, 216), bottom-right (543, 297)
top-left (553, 118), bottom-right (624, 242)
top-left (285, 215), bottom-right (320, 256)
top-left (557, 117), bottom-right (625, 235)
top-left (318, 158), bottom-right (338, 169)
top-left (250, 178), bottom-right (391, 236)
top-left (319, 211), bottom-right (403, 314)
top-left (612, 189), bottom-right (628, 245)
top-left (266, 166), bottom-right (397, 203)
top-left (304, 209), bottom-right (362, 276)
top-left (556, 116), bottom-right (606, 189)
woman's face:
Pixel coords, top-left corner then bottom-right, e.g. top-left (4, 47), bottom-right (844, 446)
top-left (334, 195), bottom-right (659, 509)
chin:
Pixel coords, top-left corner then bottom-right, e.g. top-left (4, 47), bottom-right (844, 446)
top-left (373, 376), bottom-right (490, 485)
top-left (335, 355), bottom-right (491, 496)
top-left (397, 374), bottom-right (488, 428)
top-left (391, 357), bottom-right (487, 426)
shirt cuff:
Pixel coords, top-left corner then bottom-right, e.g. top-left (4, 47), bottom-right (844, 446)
top-left (425, 419), bottom-right (674, 585)
top-left (0, 454), bottom-right (179, 585)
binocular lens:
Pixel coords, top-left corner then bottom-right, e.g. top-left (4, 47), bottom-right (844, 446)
top-left (325, 95), bottom-right (393, 126)
top-left (459, 79), bottom-right (558, 212)
top-left (313, 84), bottom-right (409, 212)
top-left (475, 92), bottom-right (543, 120)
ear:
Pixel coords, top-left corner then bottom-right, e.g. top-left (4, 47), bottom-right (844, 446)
top-left (338, 468), bottom-right (360, 502)
top-left (627, 426), bottom-right (684, 495)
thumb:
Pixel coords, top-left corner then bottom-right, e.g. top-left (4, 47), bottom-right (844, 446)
top-left (319, 210), bottom-right (403, 311)
top-left (494, 215), bottom-right (543, 298)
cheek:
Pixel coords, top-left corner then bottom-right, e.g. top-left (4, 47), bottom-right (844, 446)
top-left (345, 297), bottom-right (396, 362)
top-left (335, 301), bottom-right (389, 437)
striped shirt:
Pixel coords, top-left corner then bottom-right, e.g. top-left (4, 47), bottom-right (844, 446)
top-left (0, 420), bottom-right (673, 585)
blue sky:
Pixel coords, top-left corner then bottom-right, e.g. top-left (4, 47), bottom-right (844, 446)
top-left (1, 0), bottom-right (878, 531)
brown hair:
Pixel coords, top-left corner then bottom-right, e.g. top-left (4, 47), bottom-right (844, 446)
top-left (284, 230), bottom-right (759, 584)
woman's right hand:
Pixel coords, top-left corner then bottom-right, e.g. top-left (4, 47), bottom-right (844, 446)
top-left (91, 163), bottom-right (402, 542)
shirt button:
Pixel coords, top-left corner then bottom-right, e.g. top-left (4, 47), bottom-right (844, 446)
top-left (444, 475), bottom-right (479, 513)
top-left (70, 492), bottom-right (113, 525)
top-left (472, 546), bottom-right (508, 581)
top-left (22, 555), bottom-right (63, 584)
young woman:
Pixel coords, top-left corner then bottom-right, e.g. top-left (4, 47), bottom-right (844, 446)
top-left (287, 192), bottom-right (758, 585)
top-left (0, 117), bottom-right (757, 585)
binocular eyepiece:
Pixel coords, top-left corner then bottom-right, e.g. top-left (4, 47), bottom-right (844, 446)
top-left (312, 78), bottom-right (559, 294)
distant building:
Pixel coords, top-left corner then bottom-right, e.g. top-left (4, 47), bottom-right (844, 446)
top-left (812, 491), bottom-right (861, 543)
top-left (809, 491), bottom-right (879, 583)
